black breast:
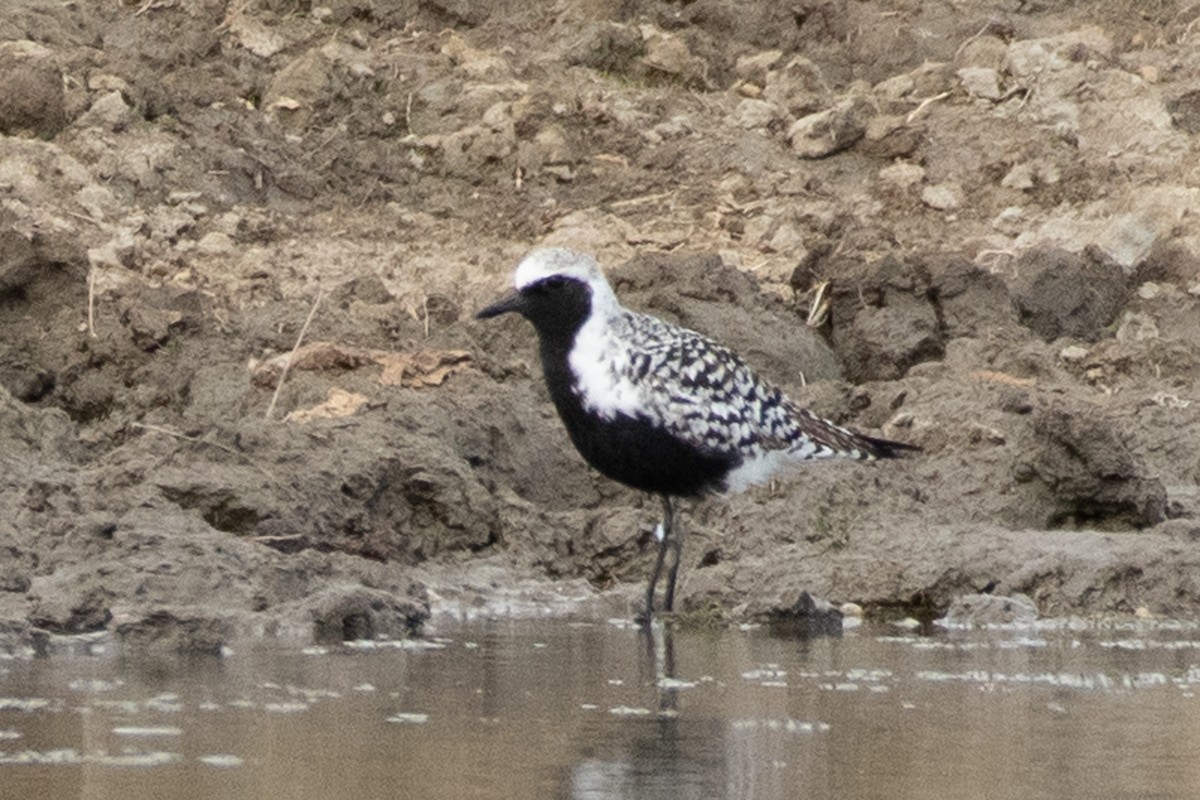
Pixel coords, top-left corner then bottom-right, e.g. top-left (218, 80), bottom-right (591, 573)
top-left (521, 279), bottom-right (739, 497)
top-left (538, 343), bottom-right (737, 497)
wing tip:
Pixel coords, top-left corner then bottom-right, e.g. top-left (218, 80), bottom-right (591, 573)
top-left (860, 434), bottom-right (921, 459)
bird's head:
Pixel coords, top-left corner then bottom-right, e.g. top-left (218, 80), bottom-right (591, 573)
top-left (476, 248), bottom-right (618, 338)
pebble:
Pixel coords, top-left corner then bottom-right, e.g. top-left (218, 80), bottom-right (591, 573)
top-left (78, 90), bottom-right (132, 132)
top-left (640, 28), bottom-right (706, 85)
top-left (1001, 163), bottom-right (1035, 190)
top-left (921, 182), bottom-right (964, 211)
top-left (1059, 345), bottom-right (1090, 362)
top-left (787, 97), bottom-right (871, 158)
top-left (730, 98), bottom-right (781, 130)
top-left (878, 162), bottom-right (925, 191)
top-left (1136, 282), bottom-right (1161, 300)
top-left (958, 67), bottom-right (1002, 100)
top-left (735, 49), bottom-right (783, 83)
top-left (197, 231), bottom-right (235, 256)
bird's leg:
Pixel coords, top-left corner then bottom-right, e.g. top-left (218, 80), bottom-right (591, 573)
top-left (662, 496), bottom-right (684, 613)
top-left (639, 494), bottom-right (674, 624)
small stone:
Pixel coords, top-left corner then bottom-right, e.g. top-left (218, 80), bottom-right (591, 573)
top-left (197, 232), bottom-right (235, 256)
top-left (0, 41), bottom-right (67, 138)
top-left (230, 14), bottom-right (287, 58)
top-left (735, 49), bottom-right (783, 83)
top-left (1134, 606), bottom-right (1154, 619)
top-left (1115, 311), bottom-right (1160, 343)
top-left (874, 72), bottom-right (915, 101)
top-left (764, 56), bottom-right (828, 117)
top-left (787, 97), bottom-right (872, 159)
top-left (88, 73), bottom-right (131, 94)
top-left (993, 206), bottom-right (1025, 231)
top-left (921, 182), bottom-right (963, 211)
top-left (729, 98), bottom-right (781, 129)
top-left (79, 90), bottom-right (132, 132)
top-left (1059, 344), bottom-right (1090, 362)
top-left (958, 67), bottom-right (1002, 100)
top-left (640, 28), bottom-right (706, 85)
top-left (860, 114), bottom-right (922, 159)
top-left (878, 162), bottom-right (925, 191)
top-left (942, 593), bottom-right (1039, 626)
top-left (1136, 282), bottom-right (1161, 300)
top-left (1001, 163), bottom-right (1035, 190)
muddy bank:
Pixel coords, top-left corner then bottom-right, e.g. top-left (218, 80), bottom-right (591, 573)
top-left (2, 1), bottom-right (1200, 653)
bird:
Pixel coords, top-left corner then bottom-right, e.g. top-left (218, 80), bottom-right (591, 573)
top-left (476, 247), bottom-right (917, 621)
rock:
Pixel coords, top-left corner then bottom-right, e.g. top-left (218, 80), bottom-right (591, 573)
top-left (420, 0), bottom-right (491, 27)
top-left (569, 22), bottom-right (644, 73)
top-left (263, 48), bottom-right (332, 129)
top-left (1006, 26), bottom-right (1113, 80)
top-left (922, 253), bottom-right (1019, 337)
top-left (78, 90), bottom-right (133, 132)
top-left (1136, 282), bottom-right (1162, 300)
top-left (941, 593), bottom-right (1039, 626)
top-left (787, 96), bottom-right (872, 159)
top-left (0, 41), bottom-right (66, 139)
top-left (113, 608), bottom-right (233, 656)
top-left (1059, 344), bottom-right (1090, 362)
top-left (197, 231), bottom-right (235, 256)
top-left (1001, 163), bottom-right (1035, 190)
top-left (75, 184), bottom-right (120, 221)
top-left (734, 49), bottom-right (783, 84)
top-left (439, 104), bottom-right (517, 179)
top-left (859, 114), bottom-right (923, 159)
top-left (823, 254), bottom-right (945, 381)
top-left (763, 56), bottom-right (828, 117)
top-left (1115, 311), bottom-right (1160, 343)
top-left (304, 584), bottom-right (429, 643)
top-left (29, 575), bottom-right (111, 634)
top-left (921, 182), bottom-right (964, 211)
top-left (1009, 247), bottom-right (1128, 342)
top-left (955, 34), bottom-right (1009, 70)
top-left (1016, 403), bottom-right (1168, 529)
top-left (441, 33), bottom-right (510, 81)
top-left (1167, 89), bottom-right (1200, 134)
top-left (958, 67), bottom-right (1002, 100)
top-left (878, 161), bottom-right (925, 192)
top-left (640, 27), bottom-right (707, 86)
top-left (761, 591), bottom-right (843, 636)
top-left (229, 14), bottom-right (287, 58)
top-left (729, 98), bottom-right (782, 130)
top-left (1135, 239), bottom-right (1200, 285)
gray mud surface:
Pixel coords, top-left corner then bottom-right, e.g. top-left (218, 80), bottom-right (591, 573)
top-left (3, 0), bottom-right (1200, 652)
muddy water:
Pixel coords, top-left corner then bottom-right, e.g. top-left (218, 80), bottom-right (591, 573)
top-left (2, 618), bottom-right (1199, 800)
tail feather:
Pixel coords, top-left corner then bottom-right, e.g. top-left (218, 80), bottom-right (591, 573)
top-left (859, 434), bottom-right (920, 459)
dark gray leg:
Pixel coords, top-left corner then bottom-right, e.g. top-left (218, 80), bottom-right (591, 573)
top-left (639, 495), bottom-right (674, 623)
top-left (663, 497), bottom-right (684, 612)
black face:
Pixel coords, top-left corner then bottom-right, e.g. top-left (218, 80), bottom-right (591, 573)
top-left (476, 276), bottom-right (593, 345)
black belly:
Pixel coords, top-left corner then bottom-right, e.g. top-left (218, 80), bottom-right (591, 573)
top-left (557, 403), bottom-right (738, 497)
top-left (536, 337), bottom-right (738, 497)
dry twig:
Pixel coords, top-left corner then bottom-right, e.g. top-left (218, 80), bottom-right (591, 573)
top-left (266, 289), bottom-right (326, 421)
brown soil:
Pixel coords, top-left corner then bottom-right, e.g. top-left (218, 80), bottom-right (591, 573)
top-left (3, 0), bottom-right (1200, 653)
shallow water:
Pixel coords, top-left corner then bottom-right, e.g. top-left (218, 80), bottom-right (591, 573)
top-left (3, 618), bottom-right (1200, 800)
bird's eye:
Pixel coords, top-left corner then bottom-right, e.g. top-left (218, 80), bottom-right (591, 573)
top-left (540, 276), bottom-right (567, 290)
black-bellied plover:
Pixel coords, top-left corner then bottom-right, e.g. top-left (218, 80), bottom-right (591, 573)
top-left (477, 248), bottom-right (916, 621)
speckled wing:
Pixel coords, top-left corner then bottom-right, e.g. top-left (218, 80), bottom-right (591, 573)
top-left (617, 311), bottom-right (876, 462)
